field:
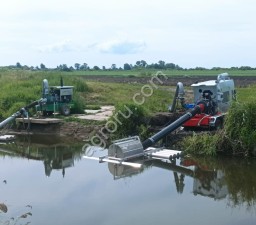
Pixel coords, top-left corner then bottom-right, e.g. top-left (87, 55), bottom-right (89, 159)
top-left (37, 69), bottom-right (256, 77)
top-left (3, 67), bottom-right (256, 77)
top-left (0, 69), bottom-right (255, 118)
top-left (0, 68), bottom-right (255, 156)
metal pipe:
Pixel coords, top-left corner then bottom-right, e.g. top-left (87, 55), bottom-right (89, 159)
top-left (169, 82), bottom-right (185, 113)
top-left (0, 112), bottom-right (21, 128)
top-left (83, 156), bottom-right (142, 168)
top-left (0, 98), bottom-right (46, 129)
top-left (142, 104), bottom-right (203, 149)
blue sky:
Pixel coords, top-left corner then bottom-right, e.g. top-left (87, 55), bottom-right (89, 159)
top-left (0, 0), bottom-right (256, 68)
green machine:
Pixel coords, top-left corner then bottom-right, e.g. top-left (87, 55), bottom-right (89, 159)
top-left (36, 78), bottom-right (74, 116)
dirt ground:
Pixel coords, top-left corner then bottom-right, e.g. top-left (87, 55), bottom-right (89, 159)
top-left (81, 75), bottom-right (256, 87)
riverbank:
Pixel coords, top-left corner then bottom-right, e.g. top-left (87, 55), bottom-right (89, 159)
top-left (1, 72), bottom-right (256, 155)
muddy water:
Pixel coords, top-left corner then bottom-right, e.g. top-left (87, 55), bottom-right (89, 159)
top-left (0, 135), bottom-right (256, 225)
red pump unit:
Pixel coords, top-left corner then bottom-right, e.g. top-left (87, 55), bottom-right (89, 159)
top-left (170, 73), bottom-right (236, 130)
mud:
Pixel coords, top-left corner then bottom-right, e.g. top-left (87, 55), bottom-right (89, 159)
top-left (10, 121), bottom-right (104, 142)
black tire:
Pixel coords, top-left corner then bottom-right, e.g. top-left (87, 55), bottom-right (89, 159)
top-left (60, 105), bottom-right (71, 116)
top-left (42, 110), bottom-right (47, 117)
top-left (214, 119), bottom-right (223, 130)
top-left (47, 111), bottom-right (53, 116)
top-left (42, 110), bottom-right (53, 116)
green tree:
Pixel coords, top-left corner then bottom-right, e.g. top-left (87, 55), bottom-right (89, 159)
top-left (40, 63), bottom-right (46, 70)
top-left (111, 64), bottom-right (116, 70)
top-left (140, 60), bottom-right (147, 67)
top-left (124, 63), bottom-right (131, 70)
top-left (74, 63), bottom-right (80, 70)
top-left (93, 65), bottom-right (100, 70)
top-left (80, 63), bottom-right (88, 70)
top-left (135, 61), bottom-right (141, 67)
top-left (16, 62), bottom-right (22, 68)
top-left (165, 63), bottom-right (176, 69)
top-left (158, 60), bottom-right (165, 69)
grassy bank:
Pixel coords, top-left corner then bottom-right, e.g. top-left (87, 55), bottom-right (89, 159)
top-left (182, 97), bottom-right (256, 157)
top-left (0, 69), bottom-right (256, 157)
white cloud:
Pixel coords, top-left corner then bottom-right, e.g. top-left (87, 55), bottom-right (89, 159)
top-left (35, 40), bottom-right (77, 53)
top-left (93, 39), bottom-right (146, 54)
top-left (0, 0), bottom-right (256, 67)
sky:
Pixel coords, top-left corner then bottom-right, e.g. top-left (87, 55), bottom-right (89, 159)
top-left (0, 0), bottom-right (256, 69)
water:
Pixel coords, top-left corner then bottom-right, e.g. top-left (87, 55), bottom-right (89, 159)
top-left (0, 135), bottom-right (256, 225)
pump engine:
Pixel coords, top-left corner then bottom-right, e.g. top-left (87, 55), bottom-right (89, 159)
top-left (171, 73), bottom-right (236, 129)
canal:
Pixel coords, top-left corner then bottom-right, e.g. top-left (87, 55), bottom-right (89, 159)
top-left (0, 135), bottom-right (256, 225)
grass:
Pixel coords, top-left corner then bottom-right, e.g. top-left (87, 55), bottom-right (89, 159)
top-left (0, 72), bottom-right (90, 118)
top-left (0, 70), bottom-right (172, 121)
top-left (2, 68), bottom-right (256, 78)
top-left (0, 69), bottom-right (254, 119)
top-left (83, 81), bottom-right (171, 114)
top-left (56, 69), bottom-right (256, 77)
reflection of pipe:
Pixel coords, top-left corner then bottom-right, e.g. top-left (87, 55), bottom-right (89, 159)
top-left (150, 160), bottom-right (195, 177)
top-left (83, 156), bottom-right (142, 168)
top-left (142, 105), bottom-right (203, 149)
top-left (174, 172), bottom-right (185, 194)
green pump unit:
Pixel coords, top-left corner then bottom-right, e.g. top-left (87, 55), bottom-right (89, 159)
top-left (36, 78), bottom-right (74, 116)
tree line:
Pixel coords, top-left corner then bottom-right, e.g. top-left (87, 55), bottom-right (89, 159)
top-left (3, 61), bottom-right (256, 72)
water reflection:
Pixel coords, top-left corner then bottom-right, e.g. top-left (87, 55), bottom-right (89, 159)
top-left (0, 136), bottom-right (256, 214)
top-left (107, 155), bottom-right (256, 211)
top-left (0, 135), bottom-right (84, 177)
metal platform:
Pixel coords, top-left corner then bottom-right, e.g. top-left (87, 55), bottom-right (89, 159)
top-left (16, 118), bottom-right (62, 124)
top-left (144, 147), bottom-right (183, 160)
top-left (83, 146), bottom-right (183, 169)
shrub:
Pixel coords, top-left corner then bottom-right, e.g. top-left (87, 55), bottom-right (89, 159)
top-left (73, 78), bottom-right (91, 92)
top-left (182, 132), bottom-right (218, 156)
top-left (71, 93), bottom-right (86, 114)
top-left (109, 103), bottom-right (150, 140)
top-left (223, 101), bottom-right (256, 156)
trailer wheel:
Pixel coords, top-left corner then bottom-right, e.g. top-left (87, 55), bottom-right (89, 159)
top-left (42, 110), bottom-right (47, 117)
top-left (214, 119), bottom-right (223, 130)
top-left (42, 110), bottom-right (53, 116)
top-left (60, 105), bottom-right (71, 116)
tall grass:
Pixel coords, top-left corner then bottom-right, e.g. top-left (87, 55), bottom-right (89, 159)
top-left (108, 103), bottom-right (150, 140)
top-left (183, 99), bottom-right (256, 156)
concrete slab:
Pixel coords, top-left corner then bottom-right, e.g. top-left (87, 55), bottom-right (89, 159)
top-left (77, 105), bottom-right (115, 121)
